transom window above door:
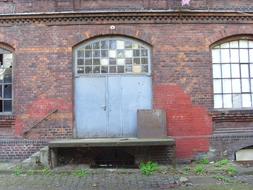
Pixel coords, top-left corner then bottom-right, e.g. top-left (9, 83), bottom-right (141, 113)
top-left (212, 39), bottom-right (253, 109)
top-left (75, 37), bottom-right (151, 75)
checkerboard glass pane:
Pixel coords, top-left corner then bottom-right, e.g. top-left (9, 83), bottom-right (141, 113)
top-left (76, 38), bottom-right (150, 74)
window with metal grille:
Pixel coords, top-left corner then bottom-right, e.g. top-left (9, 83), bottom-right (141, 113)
top-left (0, 48), bottom-right (12, 113)
top-left (75, 37), bottom-right (151, 75)
top-left (212, 39), bottom-right (253, 109)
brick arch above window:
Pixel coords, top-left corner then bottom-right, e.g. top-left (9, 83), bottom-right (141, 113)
top-left (212, 38), bottom-right (253, 109)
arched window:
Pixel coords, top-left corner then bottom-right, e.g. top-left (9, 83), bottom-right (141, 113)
top-left (75, 37), bottom-right (151, 75)
top-left (212, 39), bottom-right (253, 109)
top-left (0, 48), bottom-right (12, 113)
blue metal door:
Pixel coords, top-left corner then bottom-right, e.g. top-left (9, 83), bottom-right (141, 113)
top-left (75, 77), bottom-right (107, 138)
top-left (75, 76), bottom-right (152, 138)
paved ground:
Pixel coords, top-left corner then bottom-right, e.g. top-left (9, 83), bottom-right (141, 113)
top-left (0, 171), bottom-right (253, 190)
top-left (0, 172), bottom-right (180, 190)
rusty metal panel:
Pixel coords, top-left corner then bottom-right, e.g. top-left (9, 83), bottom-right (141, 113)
top-left (137, 109), bottom-right (167, 138)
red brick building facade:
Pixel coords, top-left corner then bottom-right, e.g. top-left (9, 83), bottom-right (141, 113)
top-left (0, 0), bottom-right (253, 162)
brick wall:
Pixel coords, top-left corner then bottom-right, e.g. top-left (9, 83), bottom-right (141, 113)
top-left (0, 139), bottom-right (47, 161)
top-left (1, 0), bottom-right (253, 14)
top-left (0, 1), bottom-right (253, 161)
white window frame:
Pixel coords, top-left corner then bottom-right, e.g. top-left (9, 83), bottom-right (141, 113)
top-left (212, 39), bottom-right (253, 109)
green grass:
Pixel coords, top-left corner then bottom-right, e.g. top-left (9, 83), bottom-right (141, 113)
top-left (72, 169), bottom-right (88, 177)
top-left (140, 161), bottom-right (159, 176)
top-left (194, 165), bottom-right (206, 175)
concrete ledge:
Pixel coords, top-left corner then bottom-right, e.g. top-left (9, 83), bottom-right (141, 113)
top-left (49, 138), bottom-right (175, 148)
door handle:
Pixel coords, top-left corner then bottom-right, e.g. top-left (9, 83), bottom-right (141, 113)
top-left (101, 105), bottom-right (106, 111)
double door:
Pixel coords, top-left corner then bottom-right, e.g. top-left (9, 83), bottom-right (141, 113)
top-left (75, 75), bottom-right (152, 138)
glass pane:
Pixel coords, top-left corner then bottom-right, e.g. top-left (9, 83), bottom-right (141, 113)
top-left (222, 64), bottom-right (231, 78)
top-left (133, 58), bottom-right (140, 65)
top-left (126, 65), bottom-right (132, 72)
top-left (251, 79), bottom-right (253, 92)
top-left (109, 58), bottom-right (116, 65)
top-left (132, 43), bottom-right (139, 49)
top-left (239, 40), bottom-right (248, 48)
top-left (230, 49), bottom-right (239, 63)
top-left (117, 50), bottom-right (124, 58)
top-left (85, 59), bottom-right (92, 65)
top-left (133, 65), bottom-right (142, 73)
top-left (85, 44), bottom-right (92, 50)
top-left (109, 50), bottom-right (116, 58)
top-left (77, 67), bottom-right (84, 74)
top-left (92, 41), bottom-right (100, 49)
top-left (230, 41), bottom-right (239, 48)
top-left (109, 40), bottom-right (116, 49)
top-left (3, 68), bottom-right (12, 83)
top-left (85, 50), bottom-right (92, 58)
top-left (221, 49), bottom-right (230, 63)
top-left (3, 54), bottom-right (13, 68)
top-left (250, 64), bottom-right (253, 78)
top-left (109, 66), bottom-right (116, 73)
top-left (141, 49), bottom-right (148, 56)
top-left (125, 50), bottom-right (133, 58)
top-left (3, 100), bottom-right (11, 112)
top-left (93, 66), bottom-right (100, 73)
top-left (223, 94), bottom-right (232, 108)
top-left (142, 65), bottom-right (148, 73)
top-left (0, 85), bottom-right (2, 98)
top-left (242, 79), bottom-right (250, 92)
top-left (133, 49), bottom-right (140, 57)
top-left (233, 94), bottom-right (242, 108)
top-left (231, 64), bottom-right (240, 78)
top-left (249, 41), bottom-right (253, 48)
top-left (222, 79), bottom-right (232, 93)
top-left (93, 50), bottom-right (100, 57)
top-left (85, 66), bottom-right (92, 73)
top-left (116, 40), bottom-right (125, 49)
top-left (240, 49), bottom-right (249, 63)
top-left (141, 58), bottom-right (148, 65)
top-left (220, 42), bottom-right (229, 48)
top-left (212, 49), bottom-right (220, 63)
top-left (250, 49), bottom-right (253, 63)
top-left (101, 50), bottom-right (108, 58)
top-left (101, 66), bottom-right (108, 73)
top-left (214, 95), bottom-right (223, 108)
top-left (125, 41), bottom-right (132, 49)
top-left (213, 79), bottom-right (222, 93)
top-left (77, 59), bottom-right (84, 65)
top-left (77, 50), bottom-right (84, 58)
top-left (126, 58), bottom-right (132, 65)
top-left (117, 66), bottom-right (124, 73)
top-left (93, 59), bottom-right (100, 65)
top-left (4, 84), bottom-right (11, 98)
top-left (242, 94), bottom-right (251, 107)
top-left (241, 64), bottom-right (249, 78)
top-left (101, 58), bottom-right (109, 66)
top-left (232, 79), bottom-right (241, 93)
top-left (117, 59), bottom-right (125, 65)
top-left (101, 40), bottom-right (108, 49)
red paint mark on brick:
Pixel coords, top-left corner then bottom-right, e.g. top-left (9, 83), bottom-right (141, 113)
top-left (154, 84), bottom-right (212, 160)
top-left (15, 97), bottom-right (72, 136)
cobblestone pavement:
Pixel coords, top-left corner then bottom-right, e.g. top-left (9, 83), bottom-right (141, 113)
top-left (0, 172), bottom-right (180, 190)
